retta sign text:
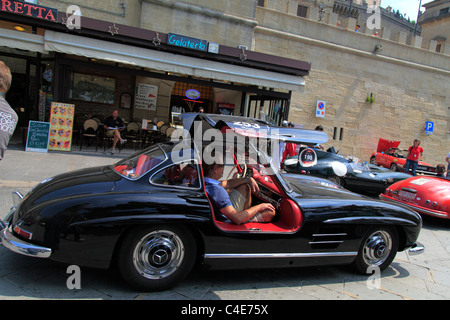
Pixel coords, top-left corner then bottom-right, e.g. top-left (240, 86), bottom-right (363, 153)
top-left (1, 0), bottom-right (58, 22)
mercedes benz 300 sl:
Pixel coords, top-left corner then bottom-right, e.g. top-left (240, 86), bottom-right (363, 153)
top-left (0, 114), bottom-right (423, 291)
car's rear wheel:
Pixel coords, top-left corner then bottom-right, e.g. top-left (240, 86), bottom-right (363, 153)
top-left (370, 157), bottom-right (377, 165)
top-left (390, 163), bottom-right (397, 171)
top-left (354, 226), bottom-right (399, 274)
top-left (117, 225), bottom-right (197, 291)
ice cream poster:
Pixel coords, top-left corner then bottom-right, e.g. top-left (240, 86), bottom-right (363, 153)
top-left (48, 102), bottom-right (75, 152)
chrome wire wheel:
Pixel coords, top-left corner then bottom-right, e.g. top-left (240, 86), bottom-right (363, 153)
top-left (132, 230), bottom-right (185, 280)
top-left (362, 230), bottom-right (393, 267)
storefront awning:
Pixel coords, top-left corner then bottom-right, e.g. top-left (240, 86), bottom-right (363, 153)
top-left (0, 28), bottom-right (48, 54)
top-left (44, 30), bottom-right (305, 91)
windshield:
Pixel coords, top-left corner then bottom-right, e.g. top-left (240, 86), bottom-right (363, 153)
top-left (385, 148), bottom-right (406, 158)
top-left (113, 146), bottom-right (167, 179)
top-left (348, 162), bottom-right (371, 172)
top-left (240, 139), bottom-right (292, 193)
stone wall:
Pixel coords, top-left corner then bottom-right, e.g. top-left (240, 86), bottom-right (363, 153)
top-left (255, 6), bottom-right (449, 165)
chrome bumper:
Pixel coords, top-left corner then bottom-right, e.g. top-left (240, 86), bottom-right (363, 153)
top-left (0, 225), bottom-right (52, 258)
top-left (0, 191), bottom-right (51, 258)
top-left (408, 242), bottom-right (425, 256)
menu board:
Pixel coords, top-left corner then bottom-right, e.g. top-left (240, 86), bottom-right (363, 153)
top-left (25, 121), bottom-right (51, 153)
top-left (48, 102), bottom-right (75, 152)
top-left (135, 83), bottom-right (158, 110)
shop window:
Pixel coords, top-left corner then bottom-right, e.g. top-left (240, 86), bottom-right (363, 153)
top-left (171, 82), bottom-right (213, 100)
top-left (70, 72), bottom-right (116, 105)
top-left (171, 82), bottom-right (213, 113)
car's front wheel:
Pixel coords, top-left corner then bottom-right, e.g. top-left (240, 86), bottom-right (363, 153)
top-left (354, 226), bottom-right (399, 274)
top-left (117, 225), bottom-right (197, 291)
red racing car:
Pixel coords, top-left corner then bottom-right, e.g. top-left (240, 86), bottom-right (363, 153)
top-left (380, 176), bottom-right (450, 219)
top-left (370, 138), bottom-right (436, 175)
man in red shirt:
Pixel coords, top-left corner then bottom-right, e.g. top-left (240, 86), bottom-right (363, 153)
top-left (404, 139), bottom-right (424, 175)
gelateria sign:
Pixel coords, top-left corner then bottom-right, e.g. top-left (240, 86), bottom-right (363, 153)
top-left (0, 0), bottom-right (58, 22)
top-left (167, 33), bottom-right (208, 52)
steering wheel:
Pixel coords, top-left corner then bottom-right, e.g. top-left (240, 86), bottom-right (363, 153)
top-left (226, 163), bottom-right (247, 180)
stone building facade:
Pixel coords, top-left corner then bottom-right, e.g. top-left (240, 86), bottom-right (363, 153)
top-left (254, 0), bottom-right (449, 165)
top-left (3, 0), bottom-right (449, 166)
top-left (419, 0), bottom-right (450, 53)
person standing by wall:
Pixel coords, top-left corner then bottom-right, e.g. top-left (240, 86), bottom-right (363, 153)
top-left (446, 151), bottom-right (450, 177)
top-left (0, 61), bottom-right (18, 160)
top-left (404, 139), bottom-right (424, 176)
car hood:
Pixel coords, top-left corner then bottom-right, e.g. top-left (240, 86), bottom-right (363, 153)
top-left (283, 173), bottom-right (422, 228)
top-left (283, 173), bottom-right (365, 201)
top-left (377, 138), bottom-right (401, 153)
top-left (20, 166), bottom-right (117, 209)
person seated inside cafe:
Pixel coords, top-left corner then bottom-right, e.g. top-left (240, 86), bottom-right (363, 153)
top-left (203, 151), bottom-right (276, 225)
top-left (104, 109), bottom-right (127, 153)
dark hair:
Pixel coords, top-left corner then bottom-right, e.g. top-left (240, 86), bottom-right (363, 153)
top-left (202, 148), bottom-right (224, 176)
top-left (202, 162), bottom-right (223, 176)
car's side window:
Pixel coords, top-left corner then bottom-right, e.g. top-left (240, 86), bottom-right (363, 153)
top-left (151, 161), bottom-right (200, 189)
top-left (113, 146), bottom-right (166, 179)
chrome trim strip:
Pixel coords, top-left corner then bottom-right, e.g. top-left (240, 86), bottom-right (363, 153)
top-left (204, 252), bottom-right (357, 259)
top-left (309, 241), bottom-right (344, 244)
top-left (401, 187), bottom-right (417, 193)
top-left (3, 209), bottom-right (15, 228)
top-left (312, 233), bottom-right (347, 237)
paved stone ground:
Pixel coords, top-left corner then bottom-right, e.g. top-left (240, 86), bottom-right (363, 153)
top-left (0, 146), bottom-right (449, 300)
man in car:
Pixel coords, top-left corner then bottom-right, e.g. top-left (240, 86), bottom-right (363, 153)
top-left (203, 156), bottom-right (276, 225)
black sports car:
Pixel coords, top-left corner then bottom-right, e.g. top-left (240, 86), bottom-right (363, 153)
top-left (283, 147), bottom-right (411, 194)
top-left (0, 114), bottom-right (423, 291)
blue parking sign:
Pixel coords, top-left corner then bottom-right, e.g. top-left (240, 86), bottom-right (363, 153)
top-left (425, 121), bottom-right (434, 135)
